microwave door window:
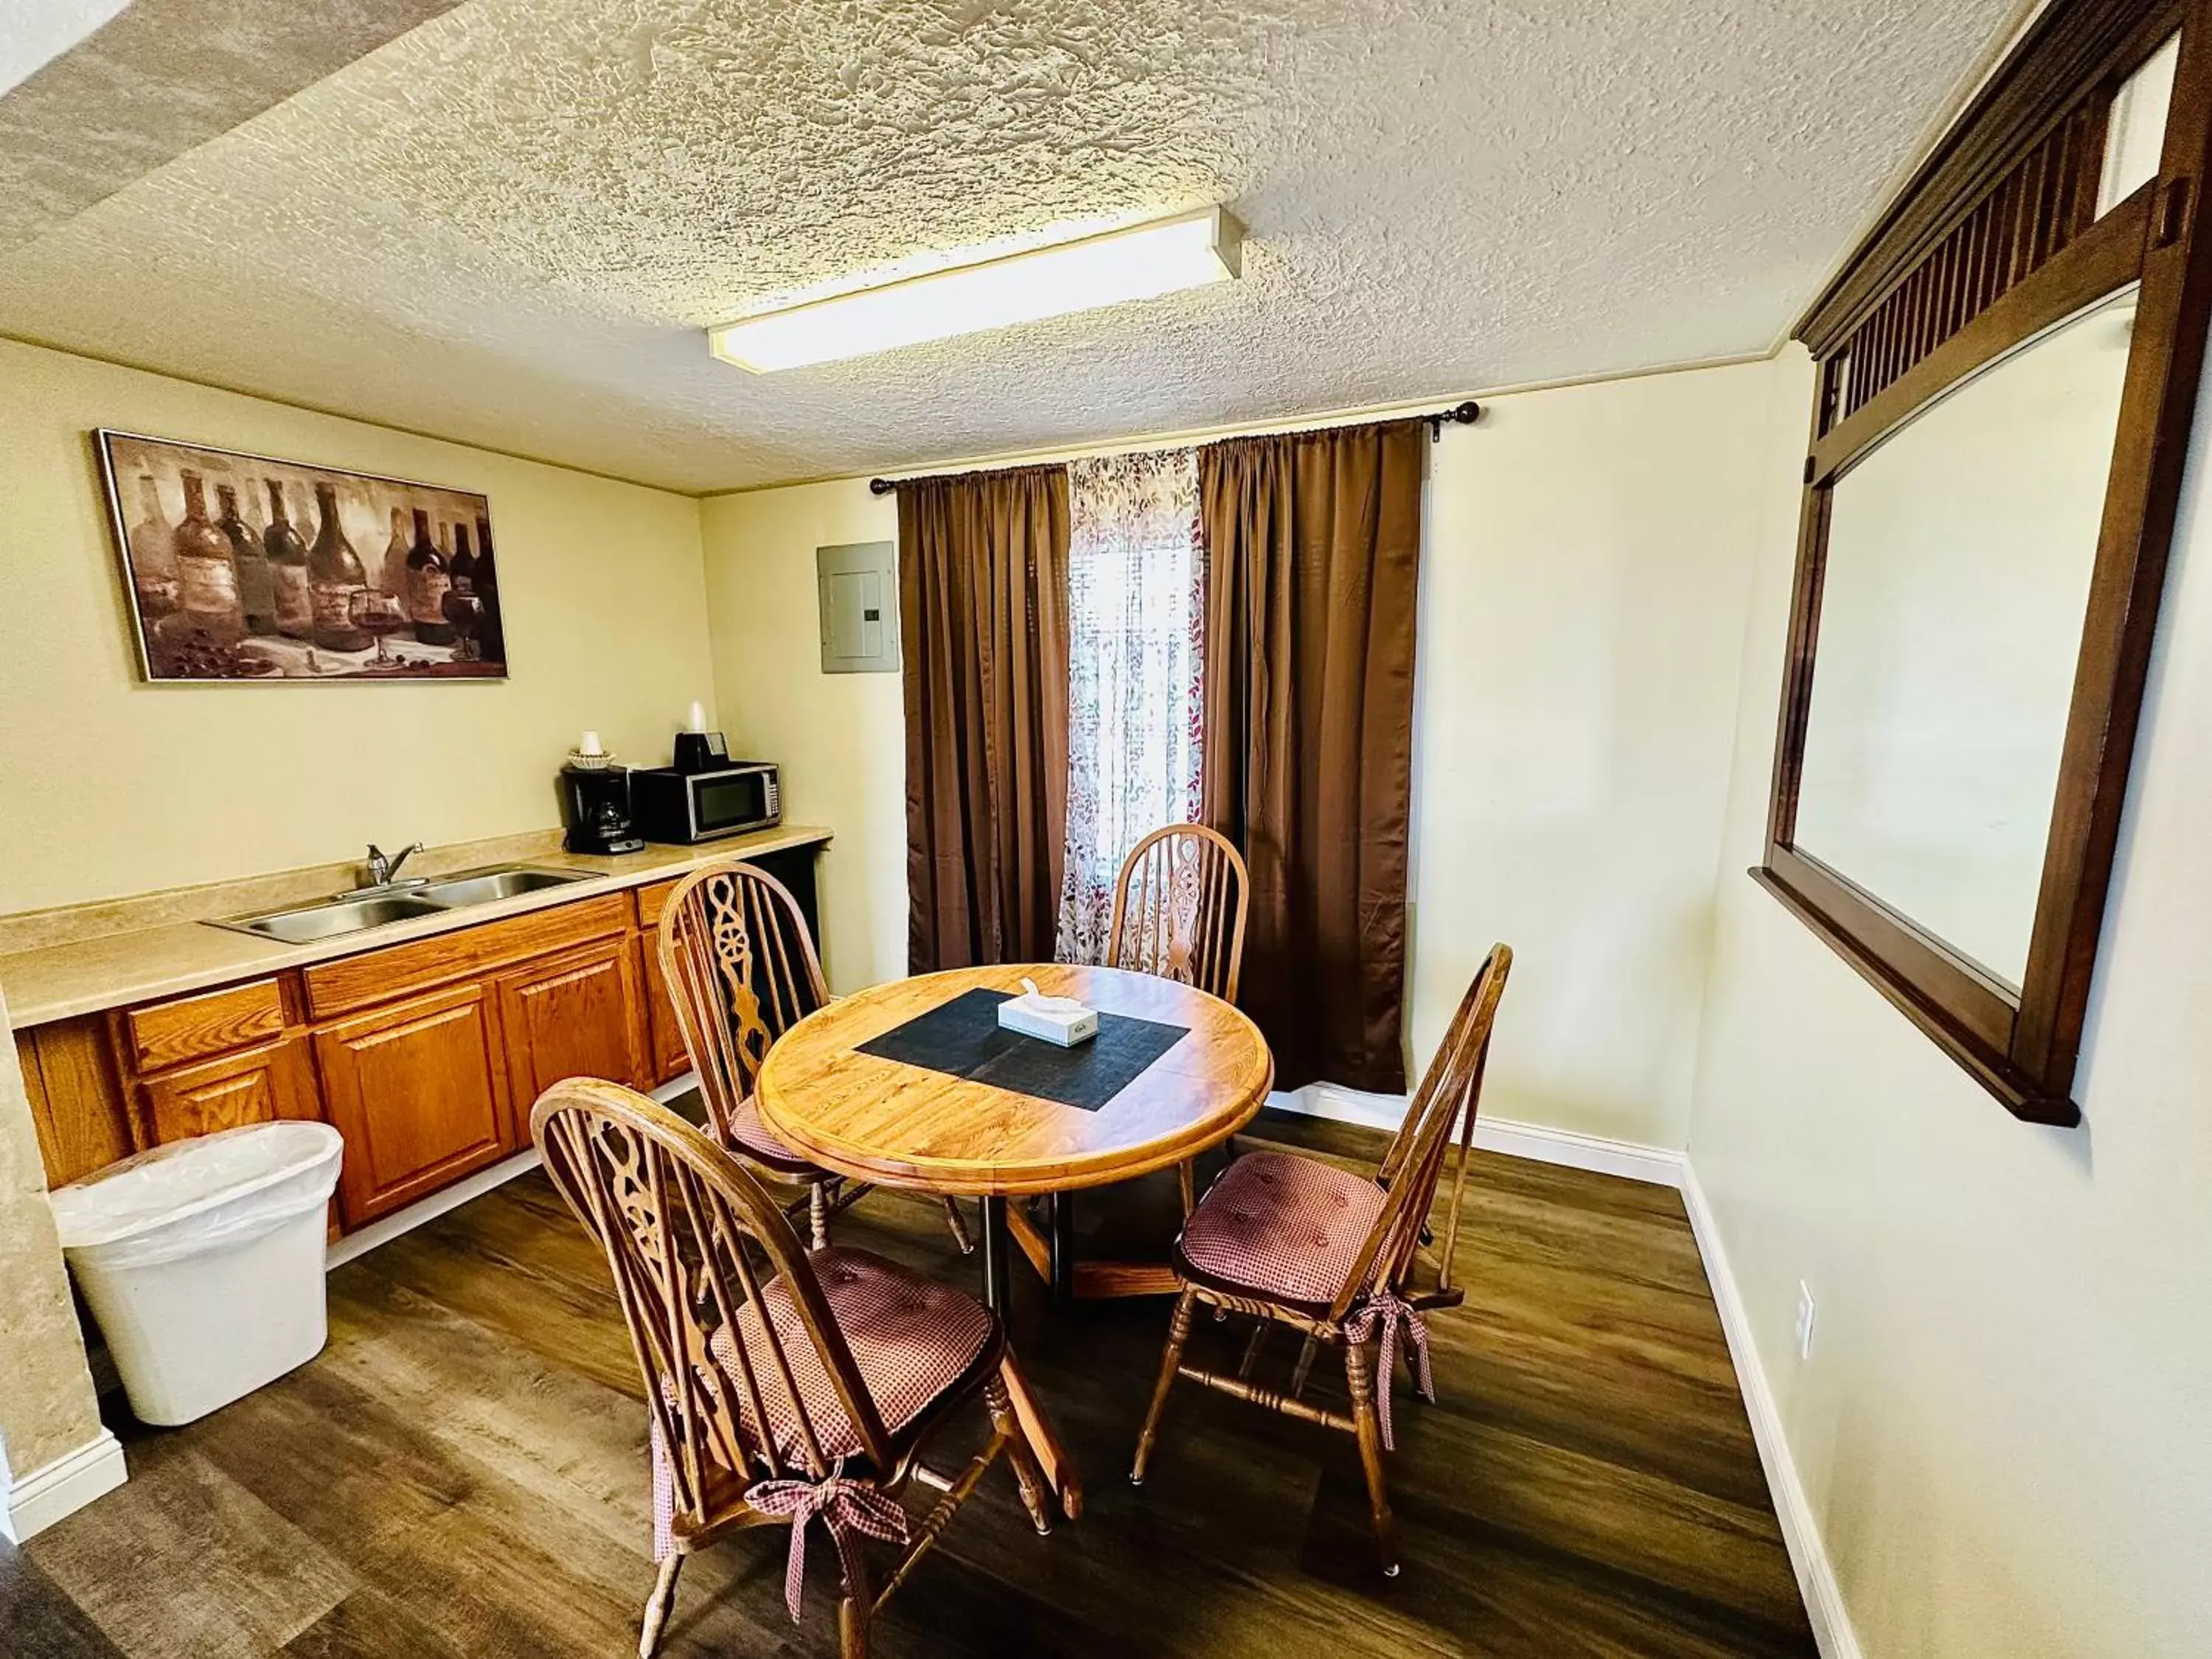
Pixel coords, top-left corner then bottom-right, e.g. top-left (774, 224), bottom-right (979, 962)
top-left (697, 774), bottom-right (764, 832)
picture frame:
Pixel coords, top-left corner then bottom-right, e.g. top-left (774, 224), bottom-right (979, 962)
top-left (1753, 0), bottom-right (2212, 1124)
top-left (94, 428), bottom-right (509, 684)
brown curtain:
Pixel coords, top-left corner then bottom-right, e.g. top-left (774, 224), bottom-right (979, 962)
top-left (899, 465), bottom-right (1072, 972)
top-left (1199, 420), bottom-right (1425, 1094)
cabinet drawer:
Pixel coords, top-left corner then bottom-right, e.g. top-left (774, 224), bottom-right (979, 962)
top-left (123, 978), bottom-right (286, 1073)
top-left (635, 877), bottom-right (683, 931)
top-left (303, 893), bottom-right (632, 1018)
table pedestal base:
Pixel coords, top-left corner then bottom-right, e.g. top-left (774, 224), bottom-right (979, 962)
top-left (1001, 1191), bottom-right (1185, 1302)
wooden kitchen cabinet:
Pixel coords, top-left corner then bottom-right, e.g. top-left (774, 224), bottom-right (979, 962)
top-left (17, 1016), bottom-right (136, 1187)
top-left (495, 936), bottom-right (649, 1107)
top-left (138, 1034), bottom-right (319, 1146)
top-left (633, 879), bottom-right (692, 1086)
top-left (15, 838), bottom-right (824, 1222)
top-left (314, 981), bottom-right (515, 1227)
top-left (638, 940), bottom-right (692, 1085)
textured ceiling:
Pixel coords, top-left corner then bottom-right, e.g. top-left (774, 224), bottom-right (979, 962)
top-left (0, 0), bottom-right (461, 251)
top-left (0, 0), bottom-right (2021, 493)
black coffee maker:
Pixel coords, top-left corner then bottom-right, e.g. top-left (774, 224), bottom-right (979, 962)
top-left (560, 734), bottom-right (644, 855)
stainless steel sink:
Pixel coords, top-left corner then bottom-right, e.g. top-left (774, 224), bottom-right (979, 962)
top-left (412, 866), bottom-right (588, 907)
top-left (214, 863), bottom-right (592, 944)
top-left (223, 892), bottom-right (450, 944)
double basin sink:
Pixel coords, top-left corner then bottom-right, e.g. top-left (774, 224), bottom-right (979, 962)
top-left (214, 866), bottom-right (592, 945)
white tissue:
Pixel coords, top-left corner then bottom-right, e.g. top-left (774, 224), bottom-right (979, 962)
top-left (999, 979), bottom-right (1100, 1046)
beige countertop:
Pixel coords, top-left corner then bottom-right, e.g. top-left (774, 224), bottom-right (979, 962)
top-left (0, 824), bottom-right (832, 1029)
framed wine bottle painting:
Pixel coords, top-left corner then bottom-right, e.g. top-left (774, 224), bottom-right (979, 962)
top-left (94, 430), bottom-right (508, 683)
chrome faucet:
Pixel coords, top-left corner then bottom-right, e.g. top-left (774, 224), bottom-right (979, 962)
top-left (361, 841), bottom-right (426, 891)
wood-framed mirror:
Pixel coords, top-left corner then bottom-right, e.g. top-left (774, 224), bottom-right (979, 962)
top-left (1757, 0), bottom-right (2212, 1124)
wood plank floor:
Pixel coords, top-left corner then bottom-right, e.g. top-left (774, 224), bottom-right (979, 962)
top-left (18, 1110), bottom-right (1815, 1658)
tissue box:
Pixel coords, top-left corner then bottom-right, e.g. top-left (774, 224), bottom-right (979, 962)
top-left (998, 995), bottom-right (1099, 1047)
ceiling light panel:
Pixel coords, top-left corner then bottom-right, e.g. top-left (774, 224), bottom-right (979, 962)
top-left (709, 206), bottom-right (1242, 373)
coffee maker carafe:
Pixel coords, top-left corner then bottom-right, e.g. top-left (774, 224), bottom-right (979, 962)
top-left (560, 732), bottom-right (644, 855)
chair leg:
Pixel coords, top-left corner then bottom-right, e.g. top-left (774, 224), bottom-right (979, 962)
top-left (1131, 1288), bottom-right (1196, 1486)
top-left (1178, 1158), bottom-right (1196, 1217)
top-left (999, 1344), bottom-right (1082, 1521)
top-left (984, 1371), bottom-right (1053, 1534)
top-left (639, 1551), bottom-right (683, 1658)
top-left (837, 1546), bottom-right (873, 1659)
top-left (807, 1178), bottom-right (830, 1250)
top-left (1237, 1318), bottom-right (1268, 1380)
top-left (940, 1197), bottom-right (975, 1255)
top-left (1289, 1333), bottom-right (1319, 1399)
top-left (1343, 1339), bottom-right (1401, 1578)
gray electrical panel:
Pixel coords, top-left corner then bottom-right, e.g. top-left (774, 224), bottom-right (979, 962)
top-left (816, 540), bottom-right (899, 674)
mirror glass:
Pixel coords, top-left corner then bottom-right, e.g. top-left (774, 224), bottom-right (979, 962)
top-left (1793, 285), bottom-right (2138, 988)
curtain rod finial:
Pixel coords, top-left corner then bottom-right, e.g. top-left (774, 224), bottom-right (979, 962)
top-left (1426, 400), bottom-right (1481, 439)
top-left (869, 477), bottom-right (895, 495)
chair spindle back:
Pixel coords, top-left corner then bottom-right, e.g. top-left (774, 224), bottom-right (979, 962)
top-left (1328, 944), bottom-right (1512, 1320)
top-left (1105, 824), bottom-right (1250, 1001)
top-left (659, 860), bottom-right (830, 1148)
top-left (532, 1079), bottom-right (892, 1528)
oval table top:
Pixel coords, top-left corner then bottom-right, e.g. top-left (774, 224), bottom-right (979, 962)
top-left (755, 963), bottom-right (1273, 1197)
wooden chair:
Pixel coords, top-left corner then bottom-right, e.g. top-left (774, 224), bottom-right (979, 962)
top-left (1128, 944), bottom-right (1512, 1576)
top-left (1105, 823), bottom-right (1249, 1220)
top-left (658, 860), bottom-right (971, 1254)
top-left (1104, 823), bottom-right (1249, 1004)
top-left (532, 1078), bottom-right (1062, 1658)
top-left (1020, 825), bottom-right (1252, 1298)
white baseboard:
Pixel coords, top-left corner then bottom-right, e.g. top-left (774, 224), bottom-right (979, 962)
top-left (1680, 1164), bottom-right (1863, 1659)
top-left (4, 1429), bottom-right (126, 1542)
top-left (1270, 1079), bottom-right (1855, 1658)
top-left (324, 1071), bottom-right (698, 1270)
top-left (32, 1075), bottom-right (703, 1540)
top-left (1267, 1082), bottom-right (1686, 1188)
top-left (325, 1146), bottom-right (544, 1269)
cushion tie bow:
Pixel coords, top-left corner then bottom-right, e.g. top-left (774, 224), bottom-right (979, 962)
top-left (743, 1464), bottom-right (911, 1623)
top-left (1343, 1287), bottom-right (1434, 1450)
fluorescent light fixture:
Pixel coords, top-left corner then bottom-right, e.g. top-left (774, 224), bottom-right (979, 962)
top-left (709, 206), bottom-right (1242, 373)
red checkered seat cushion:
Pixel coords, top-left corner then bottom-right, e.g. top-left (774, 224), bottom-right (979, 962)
top-left (710, 1246), bottom-right (994, 1463)
top-left (717, 1091), bottom-right (820, 1175)
top-left (1176, 1150), bottom-right (1388, 1311)
top-left (652, 1246), bottom-right (994, 1553)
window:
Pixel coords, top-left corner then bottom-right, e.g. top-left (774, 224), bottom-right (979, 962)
top-left (1054, 448), bottom-right (1205, 964)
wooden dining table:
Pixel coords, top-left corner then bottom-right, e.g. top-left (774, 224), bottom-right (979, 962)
top-left (756, 960), bottom-right (1273, 1517)
top-left (757, 961), bottom-right (1274, 1301)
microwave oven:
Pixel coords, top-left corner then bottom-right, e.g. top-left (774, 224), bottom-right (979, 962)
top-left (631, 761), bottom-right (782, 844)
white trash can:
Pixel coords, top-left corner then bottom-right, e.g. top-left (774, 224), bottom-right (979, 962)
top-left (50, 1121), bottom-right (344, 1426)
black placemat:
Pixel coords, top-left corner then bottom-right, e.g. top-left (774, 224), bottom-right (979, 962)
top-left (858, 987), bottom-right (1188, 1111)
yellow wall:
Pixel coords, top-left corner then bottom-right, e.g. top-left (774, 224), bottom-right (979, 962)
top-left (699, 362), bottom-right (1780, 1149)
top-left (699, 481), bottom-right (905, 993)
top-left (0, 338), bottom-right (717, 914)
top-left (1685, 347), bottom-right (2212, 1656)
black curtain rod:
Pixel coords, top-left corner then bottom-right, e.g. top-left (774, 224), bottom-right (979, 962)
top-left (865, 399), bottom-right (1481, 495)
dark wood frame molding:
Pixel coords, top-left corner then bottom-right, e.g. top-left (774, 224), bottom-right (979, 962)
top-left (1757, 0), bottom-right (2212, 1124)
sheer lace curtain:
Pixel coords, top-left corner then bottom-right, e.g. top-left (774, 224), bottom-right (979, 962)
top-left (1055, 449), bottom-right (1205, 965)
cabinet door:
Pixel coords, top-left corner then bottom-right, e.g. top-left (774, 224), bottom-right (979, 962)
top-left (315, 982), bottom-right (514, 1228)
top-left (495, 938), bottom-right (648, 1110)
top-left (634, 882), bottom-right (692, 1086)
top-left (139, 1035), bottom-right (319, 1146)
top-left (638, 939), bottom-right (693, 1086)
